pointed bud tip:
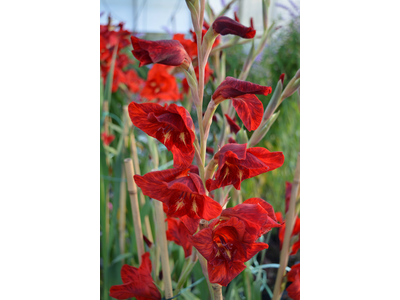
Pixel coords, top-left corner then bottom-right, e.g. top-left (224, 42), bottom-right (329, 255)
top-left (279, 73), bottom-right (285, 84)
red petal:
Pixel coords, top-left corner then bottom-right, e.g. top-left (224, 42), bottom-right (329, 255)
top-left (208, 260), bottom-right (246, 287)
top-left (188, 227), bottom-right (215, 260)
top-left (212, 77), bottom-right (272, 100)
top-left (212, 16), bottom-right (256, 39)
top-left (109, 282), bottom-right (146, 299)
top-left (221, 202), bottom-right (271, 239)
top-left (231, 94), bottom-right (263, 131)
top-left (224, 114), bottom-right (241, 134)
top-left (131, 36), bottom-right (191, 67)
top-left (139, 252), bottom-right (152, 274)
top-left (128, 102), bottom-right (195, 168)
top-left (180, 215), bottom-right (200, 234)
top-left (120, 264), bottom-right (140, 284)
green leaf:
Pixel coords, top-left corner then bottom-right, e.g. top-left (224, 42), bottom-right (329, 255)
top-left (110, 253), bottom-right (134, 266)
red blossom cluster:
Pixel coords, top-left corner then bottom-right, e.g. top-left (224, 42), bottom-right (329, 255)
top-left (109, 12), bottom-right (296, 300)
top-left (100, 18), bottom-right (144, 93)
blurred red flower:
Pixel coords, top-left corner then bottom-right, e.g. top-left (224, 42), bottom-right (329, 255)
top-left (166, 217), bottom-right (193, 258)
top-left (128, 102), bottom-right (194, 168)
top-left (286, 263), bottom-right (300, 300)
top-left (172, 33), bottom-right (197, 58)
top-left (212, 77), bottom-right (272, 131)
top-left (206, 143), bottom-right (284, 192)
top-left (134, 167), bottom-right (222, 234)
top-left (109, 252), bottom-right (161, 300)
top-left (140, 65), bottom-right (181, 102)
top-left (212, 16), bottom-right (256, 39)
top-left (101, 132), bottom-right (115, 146)
top-left (189, 217), bottom-right (268, 286)
top-left (100, 21), bottom-right (143, 94)
top-left (131, 36), bottom-right (191, 69)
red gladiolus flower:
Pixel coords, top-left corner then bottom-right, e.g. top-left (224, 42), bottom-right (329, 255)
top-left (212, 77), bottom-right (272, 131)
top-left (173, 33), bottom-right (197, 58)
top-left (134, 166), bottom-right (222, 234)
top-left (125, 69), bottom-right (145, 93)
top-left (189, 217), bottom-right (269, 286)
top-left (166, 217), bottom-right (193, 258)
top-left (276, 212), bottom-right (300, 255)
top-left (101, 132), bottom-right (115, 146)
top-left (131, 36), bottom-right (191, 69)
top-left (128, 102), bottom-right (195, 168)
top-left (140, 65), bottom-right (181, 102)
top-left (224, 114), bottom-right (240, 134)
top-left (220, 198), bottom-right (281, 240)
top-left (206, 143), bottom-right (284, 192)
top-left (212, 16), bottom-right (256, 39)
top-left (286, 263), bottom-right (300, 300)
top-left (109, 252), bottom-right (161, 300)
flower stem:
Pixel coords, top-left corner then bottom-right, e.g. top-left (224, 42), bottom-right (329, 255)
top-left (124, 158), bottom-right (145, 264)
top-left (271, 153), bottom-right (300, 300)
top-left (212, 284), bottom-right (222, 300)
top-left (125, 106), bottom-right (154, 243)
top-left (154, 200), bottom-right (173, 299)
top-left (174, 253), bottom-right (198, 294)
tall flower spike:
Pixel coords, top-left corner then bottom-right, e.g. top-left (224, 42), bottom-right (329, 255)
top-left (189, 217), bottom-right (269, 286)
top-left (128, 102), bottom-right (195, 169)
top-left (131, 36), bottom-right (191, 70)
top-left (206, 143), bottom-right (284, 192)
top-left (134, 166), bottom-right (222, 234)
top-left (211, 77), bottom-right (272, 131)
top-left (109, 252), bottom-right (161, 300)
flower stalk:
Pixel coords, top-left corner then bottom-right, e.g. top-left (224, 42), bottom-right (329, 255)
top-left (154, 200), bottom-right (173, 299)
top-left (124, 158), bottom-right (145, 264)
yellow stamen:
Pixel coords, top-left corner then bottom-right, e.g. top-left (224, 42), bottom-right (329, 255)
top-left (179, 132), bottom-right (186, 145)
top-left (164, 131), bottom-right (171, 142)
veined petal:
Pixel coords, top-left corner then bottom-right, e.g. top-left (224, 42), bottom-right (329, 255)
top-left (188, 227), bottom-right (215, 260)
top-left (138, 252), bottom-right (152, 275)
top-left (224, 114), bottom-right (241, 134)
top-left (231, 94), bottom-right (263, 131)
top-left (131, 36), bottom-right (191, 68)
top-left (120, 264), bottom-right (140, 284)
top-left (208, 260), bottom-right (246, 287)
top-left (109, 282), bottom-right (148, 300)
top-left (180, 215), bottom-right (200, 235)
top-left (212, 77), bottom-right (272, 100)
